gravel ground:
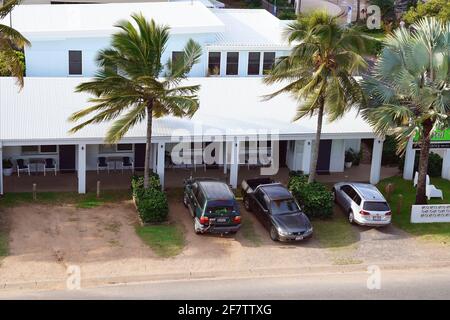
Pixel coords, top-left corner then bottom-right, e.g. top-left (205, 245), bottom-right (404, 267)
top-left (1, 199), bottom-right (450, 291)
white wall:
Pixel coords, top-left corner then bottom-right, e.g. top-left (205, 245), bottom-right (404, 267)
top-left (330, 139), bottom-right (345, 172)
top-left (25, 33), bottom-right (287, 78)
top-left (25, 33), bottom-right (214, 77)
top-left (344, 139), bottom-right (361, 153)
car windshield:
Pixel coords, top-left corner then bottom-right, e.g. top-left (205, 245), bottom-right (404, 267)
top-left (271, 199), bottom-right (300, 215)
top-left (363, 201), bottom-right (389, 211)
top-left (205, 206), bottom-right (235, 217)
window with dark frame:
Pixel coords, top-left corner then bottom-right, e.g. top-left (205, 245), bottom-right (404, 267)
top-left (247, 52), bottom-right (261, 75)
top-left (171, 51), bottom-right (184, 68)
top-left (226, 52), bottom-right (239, 75)
top-left (21, 145), bottom-right (57, 154)
top-left (21, 146), bottom-right (39, 154)
top-left (117, 144), bottom-right (133, 151)
top-left (68, 50), bottom-right (82, 75)
top-left (263, 52), bottom-right (276, 74)
top-left (208, 52), bottom-right (221, 75)
top-left (40, 145), bottom-right (57, 153)
top-left (99, 144), bottom-right (133, 153)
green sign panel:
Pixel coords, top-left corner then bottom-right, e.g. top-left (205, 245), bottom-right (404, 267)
top-left (413, 129), bottom-right (450, 142)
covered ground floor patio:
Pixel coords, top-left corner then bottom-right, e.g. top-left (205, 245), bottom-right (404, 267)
top-left (2, 164), bottom-right (399, 193)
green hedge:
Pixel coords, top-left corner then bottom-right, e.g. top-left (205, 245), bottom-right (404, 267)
top-left (131, 175), bottom-right (169, 223)
top-left (287, 174), bottom-right (333, 219)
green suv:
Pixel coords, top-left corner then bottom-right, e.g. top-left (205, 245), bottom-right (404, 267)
top-left (183, 178), bottom-right (241, 235)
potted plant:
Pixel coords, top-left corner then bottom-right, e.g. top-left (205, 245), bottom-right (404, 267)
top-left (2, 159), bottom-right (14, 176)
top-left (345, 149), bottom-right (355, 169)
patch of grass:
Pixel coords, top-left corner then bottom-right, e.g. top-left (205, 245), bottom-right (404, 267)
top-left (104, 221), bottom-right (122, 234)
top-left (333, 257), bottom-right (363, 265)
top-left (0, 232), bottom-right (7, 258)
top-left (0, 190), bottom-right (131, 209)
top-left (377, 176), bottom-right (450, 244)
top-left (135, 223), bottom-right (185, 258)
top-left (240, 217), bottom-right (262, 247)
top-left (312, 213), bottom-right (359, 250)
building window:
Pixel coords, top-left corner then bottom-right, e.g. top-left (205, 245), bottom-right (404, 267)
top-left (208, 52), bottom-right (221, 76)
top-left (21, 145), bottom-right (57, 154)
top-left (99, 144), bottom-right (133, 153)
top-left (172, 51), bottom-right (183, 66)
top-left (263, 52), bottom-right (276, 74)
top-left (40, 145), bottom-right (58, 153)
top-left (68, 50), bottom-right (82, 75)
top-left (226, 52), bottom-right (239, 75)
top-left (117, 144), bottom-right (133, 152)
top-left (247, 52), bottom-right (261, 75)
top-left (21, 146), bottom-right (39, 154)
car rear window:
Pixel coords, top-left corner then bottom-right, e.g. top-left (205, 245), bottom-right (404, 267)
top-left (363, 201), bottom-right (390, 211)
top-left (271, 199), bottom-right (300, 215)
top-left (205, 206), bottom-right (236, 217)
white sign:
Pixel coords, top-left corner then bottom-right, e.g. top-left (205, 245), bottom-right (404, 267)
top-left (411, 204), bottom-right (450, 223)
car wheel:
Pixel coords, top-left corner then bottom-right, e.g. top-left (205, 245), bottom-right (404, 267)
top-left (270, 226), bottom-right (279, 242)
top-left (243, 197), bottom-right (251, 211)
top-left (332, 188), bottom-right (337, 203)
top-left (194, 222), bottom-right (202, 235)
top-left (348, 210), bottom-right (355, 224)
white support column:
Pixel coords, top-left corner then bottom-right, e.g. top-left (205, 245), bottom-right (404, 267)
top-left (403, 137), bottom-right (415, 180)
top-left (442, 150), bottom-right (450, 180)
top-left (229, 138), bottom-right (239, 189)
top-left (302, 139), bottom-right (312, 174)
top-left (77, 143), bottom-right (86, 194)
top-left (157, 142), bottom-right (165, 189)
top-left (0, 142), bottom-right (3, 195)
top-left (223, 141), bottom-right (228, 175)
top-left (370, 137), bottom-right (384, 185)
top-left (152, 143), bottom-right (157, 173)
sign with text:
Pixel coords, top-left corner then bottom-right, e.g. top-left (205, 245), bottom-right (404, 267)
top-left (411, 204), bottom-right (450, 223)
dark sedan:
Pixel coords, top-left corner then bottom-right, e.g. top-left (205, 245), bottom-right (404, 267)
top-left (242, 178), bottom-right (313, 241)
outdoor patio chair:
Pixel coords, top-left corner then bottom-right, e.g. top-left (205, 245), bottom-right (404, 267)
top-left (413, 171), bottom-right (430, 187)
top-left (121, 156), bottom-right (134, 174)
top-left (16, 159), bottom-right (30, 177)
top-left (97, 157), bottom-right (110, 174)
top-left (426, 184), bottom-right (444, 200)
top-left (44, 158), bottom-right (57, 176)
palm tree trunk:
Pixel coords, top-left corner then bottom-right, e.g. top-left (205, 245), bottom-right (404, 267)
top-left (144, 100), bottom-right (153, 189)
top-left (356, 0), bottom-right (361, 22)
top-left (308, 99), bottom-right (324, 183)
top-left (415, 120), bottom-right (433, 204)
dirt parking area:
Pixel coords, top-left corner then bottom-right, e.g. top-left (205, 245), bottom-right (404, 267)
top-left (1, 197), bottom-right (450, 289)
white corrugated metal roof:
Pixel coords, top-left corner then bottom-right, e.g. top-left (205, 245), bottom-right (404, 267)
top-left (208, 9), bottom-right (289, 50)
top-left (0, 77), bottom-right (374, 144)
top-left (2, 2), bottom-right (225, 38)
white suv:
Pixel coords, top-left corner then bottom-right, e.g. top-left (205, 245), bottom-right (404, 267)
top-left (332, 182), bottom-right (392, 226)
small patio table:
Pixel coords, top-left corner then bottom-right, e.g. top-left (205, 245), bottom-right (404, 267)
top-left (28, 158), bottom-right (46, 175)
top-left (106, 156), bottom-right (124, 171)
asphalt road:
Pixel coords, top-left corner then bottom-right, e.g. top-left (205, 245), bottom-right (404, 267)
top-left (2, 267), bottom-right (450, 300)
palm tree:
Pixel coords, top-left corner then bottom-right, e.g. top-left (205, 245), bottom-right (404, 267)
top-left (69, 14), bottom-right (202, 188)
top-left (362, 17), bottom-right (450, 204)
top-left (264, 11), bottom-right (369, 183)
top-left (0, 0), bottom-right (29, 86)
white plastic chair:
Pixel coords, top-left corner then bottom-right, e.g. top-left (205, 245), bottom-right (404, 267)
top-left (413, 171), bottom-right (430, 187)
top-left (426, 184), bottom-right (443, 200)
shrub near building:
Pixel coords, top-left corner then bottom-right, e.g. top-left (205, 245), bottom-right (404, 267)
top-left (287, 173), bottom-right (333, 219)
top-left (131, 174), bottom-right (169, 223)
